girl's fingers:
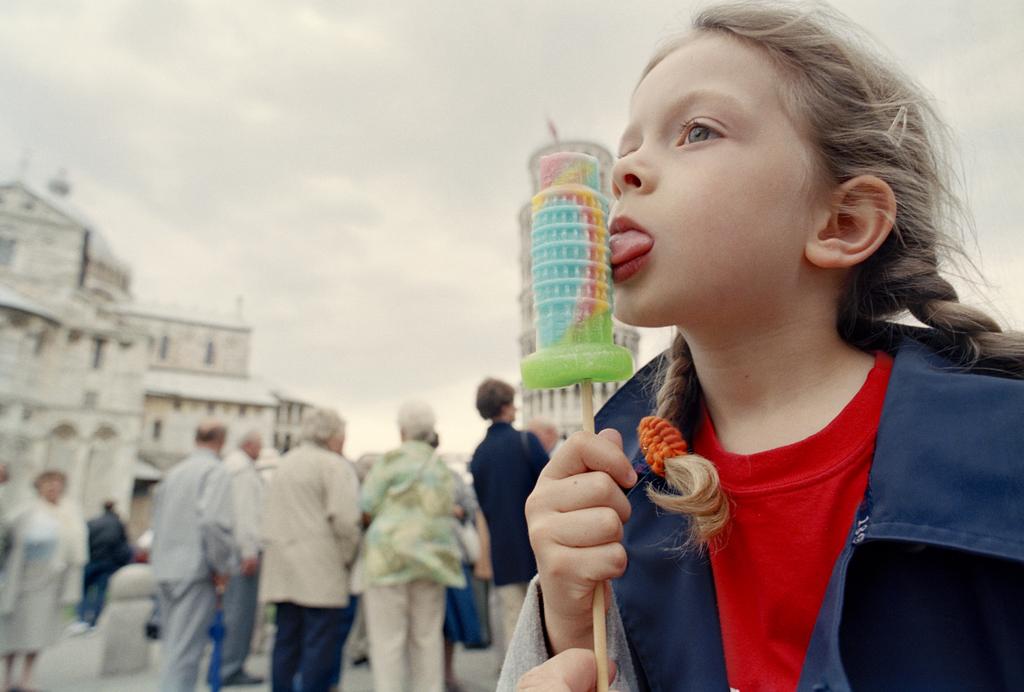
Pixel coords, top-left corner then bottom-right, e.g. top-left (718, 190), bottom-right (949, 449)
top-left (517, 649), bottom-right (620, 692)
top-left (542, 543), bottom-right (629, 585)
top-left (536, 506), bottom-right (625, 548)
top-left (541, 429), bottom-right (638, 490)
top-left (543, 471), bottom-right (633, 522)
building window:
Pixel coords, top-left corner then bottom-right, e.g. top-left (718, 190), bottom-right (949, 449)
top-left (153, 420), bottom-right (162, 440)
top-left (173, 398), bottom-right (181, 411)
top-left (0, 237), bottom-right (14, 266)
top-left (91, 338), bottom-right (106, 369)
top-left (83, 391), bottom-right (98, 409)
top-left (205, 340), bottom-right (215, 366)
top-left (239, 405), bottom-right (247, 417)
top-left (159, 335), bottom-right (169, 360)
top-left (207, 402), bottom-right (215, 414)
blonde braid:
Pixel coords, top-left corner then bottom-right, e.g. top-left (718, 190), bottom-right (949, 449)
top-left (841, 210), bottom-right (1024, 375)
top-left (646, 331), bottom-right (730, 547)
top-left (872, 252), bottom-right (1024, 375)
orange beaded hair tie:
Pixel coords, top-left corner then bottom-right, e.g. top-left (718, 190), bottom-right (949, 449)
top-left (637, 416), bottom-right (688, 478)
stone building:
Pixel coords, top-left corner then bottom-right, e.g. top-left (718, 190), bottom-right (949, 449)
top-left (0, 177), bottom-right (312, 538)
top-left (113, 303), bottom-right (278, 471)
top-left (518, 141), bottom-right (640, 440)
top-left (0, 180), bottom-right (146, 519)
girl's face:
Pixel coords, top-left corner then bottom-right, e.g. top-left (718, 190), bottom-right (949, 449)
top-left (610, 33), bottom-right (832, 334)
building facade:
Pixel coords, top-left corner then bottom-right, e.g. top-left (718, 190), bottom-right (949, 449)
top-left (518, 141), bottom-right (640, 440)
top-left (0, 178), bottom-right (312, 537)
top-left (113, 303), bottom-right (278, 471)
top-left (0, 181), bottom-right (146, 519)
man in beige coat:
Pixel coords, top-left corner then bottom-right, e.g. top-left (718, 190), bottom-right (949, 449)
top-left (259, 408), bottom-right (360, 692)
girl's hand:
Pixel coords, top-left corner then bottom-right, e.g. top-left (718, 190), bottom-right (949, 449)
top-left (525, 429), bottom-right (637, 654)
top-left (517, 649), bottom-right (619, 692)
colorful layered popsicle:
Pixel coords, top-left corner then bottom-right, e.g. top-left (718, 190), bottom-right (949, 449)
top-left (521, 152), bottom-right (633, 389)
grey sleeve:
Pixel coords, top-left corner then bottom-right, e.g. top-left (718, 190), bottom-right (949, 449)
top-left (496, 577), bottom-right (639, 692)
top-left (199, 465), bottom-right (238, 574)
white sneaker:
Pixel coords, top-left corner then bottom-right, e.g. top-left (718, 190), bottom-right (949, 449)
top-left (65, 620), bottom-right (92, 636)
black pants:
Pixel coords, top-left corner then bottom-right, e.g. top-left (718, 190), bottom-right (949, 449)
top-left (271, 601), bottom-right (343, 692)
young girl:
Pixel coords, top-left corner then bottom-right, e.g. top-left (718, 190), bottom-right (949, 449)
top-left (503, 2), bottom-right (1024, 691)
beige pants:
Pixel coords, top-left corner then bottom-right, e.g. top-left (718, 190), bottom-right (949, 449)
top-left (364, 579), bottom-right (446, 692)
top-left (496, 582), bottom-right (530, 644)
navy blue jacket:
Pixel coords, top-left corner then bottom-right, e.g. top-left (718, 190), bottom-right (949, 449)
top-left (86, 509), bottom-right (131, 566)
top-left (471, 422), bottom-right (549, 586)
top-left (600, 339), bottom-right (1024, 691)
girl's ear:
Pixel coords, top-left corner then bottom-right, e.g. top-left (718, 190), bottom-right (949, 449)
top-left (805, 175), bottom-right (896, 269)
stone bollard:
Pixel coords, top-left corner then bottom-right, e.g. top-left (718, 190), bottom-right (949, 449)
top-left (98, 563), bottom-right (157, 676)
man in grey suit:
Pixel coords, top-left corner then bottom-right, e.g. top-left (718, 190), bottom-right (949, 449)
top-left (150, 420), bottom-right (238, 692)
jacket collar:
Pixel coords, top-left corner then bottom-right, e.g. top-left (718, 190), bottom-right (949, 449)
top-left (595, 353), bottom-right (666, 472)
top-left (860, 338), bottom-right (1024, 561)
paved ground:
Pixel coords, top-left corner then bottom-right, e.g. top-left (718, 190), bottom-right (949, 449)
top-left (33, 627), bottom-right (503, 692)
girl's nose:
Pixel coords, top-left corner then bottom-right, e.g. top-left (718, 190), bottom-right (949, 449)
top-left (611, 155), bottom-right (646, 198)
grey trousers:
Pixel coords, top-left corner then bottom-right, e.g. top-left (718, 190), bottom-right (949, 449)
top-left (221, 571), bottom-right (259, 680)
top-left (157, 580), bottom-right (216, 692)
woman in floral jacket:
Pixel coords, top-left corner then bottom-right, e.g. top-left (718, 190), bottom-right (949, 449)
top-left (360, 400), bottom-right (465, 692)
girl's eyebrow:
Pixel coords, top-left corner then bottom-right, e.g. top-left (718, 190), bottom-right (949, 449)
top-left (618, 88), bottom-right (751, 154)
top-left (665, 88), bottom-right (749, 121)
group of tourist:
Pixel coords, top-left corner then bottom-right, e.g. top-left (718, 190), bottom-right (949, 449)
top-left (0, 373), bottom-right (555, 692)
top-left (144, 374), bottom-right (552, 692)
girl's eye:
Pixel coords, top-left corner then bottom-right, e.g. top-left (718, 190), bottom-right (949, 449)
top-left (678, 121), bottom-right (719, 146)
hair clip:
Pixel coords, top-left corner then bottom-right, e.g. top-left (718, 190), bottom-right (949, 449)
top-left (886, 105), bottom-right (909, 147)
top-left (638, 416), bottom-right (688, 477)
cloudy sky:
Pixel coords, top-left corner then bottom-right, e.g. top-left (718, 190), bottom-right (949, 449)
top-left (2, 0), bottom-right (1022, 457)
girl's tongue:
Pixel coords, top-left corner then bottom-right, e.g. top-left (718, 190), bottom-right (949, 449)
top-left (610, 229), bottom-right (654, 266)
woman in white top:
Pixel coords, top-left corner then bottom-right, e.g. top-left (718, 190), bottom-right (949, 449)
top-left (0, 470), bottom-right (87, 692)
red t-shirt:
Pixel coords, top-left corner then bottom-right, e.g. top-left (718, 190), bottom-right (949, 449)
top-left (694, 352), bottom-right (893, 692)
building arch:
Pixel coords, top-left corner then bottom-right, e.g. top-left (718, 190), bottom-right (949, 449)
top-left (92, 424), bottom-right (118, 441)
top-left (46, 422), bottom-right (79, 468)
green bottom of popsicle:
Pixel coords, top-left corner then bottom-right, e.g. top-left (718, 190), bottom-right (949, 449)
top-left (521, 343), bottom-right (634, 389)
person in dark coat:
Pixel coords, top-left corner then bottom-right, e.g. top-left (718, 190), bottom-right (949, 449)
top-left (469, 378), bottom-right (548, 647)
top-left (77, 500), bottom-right (132, 627)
